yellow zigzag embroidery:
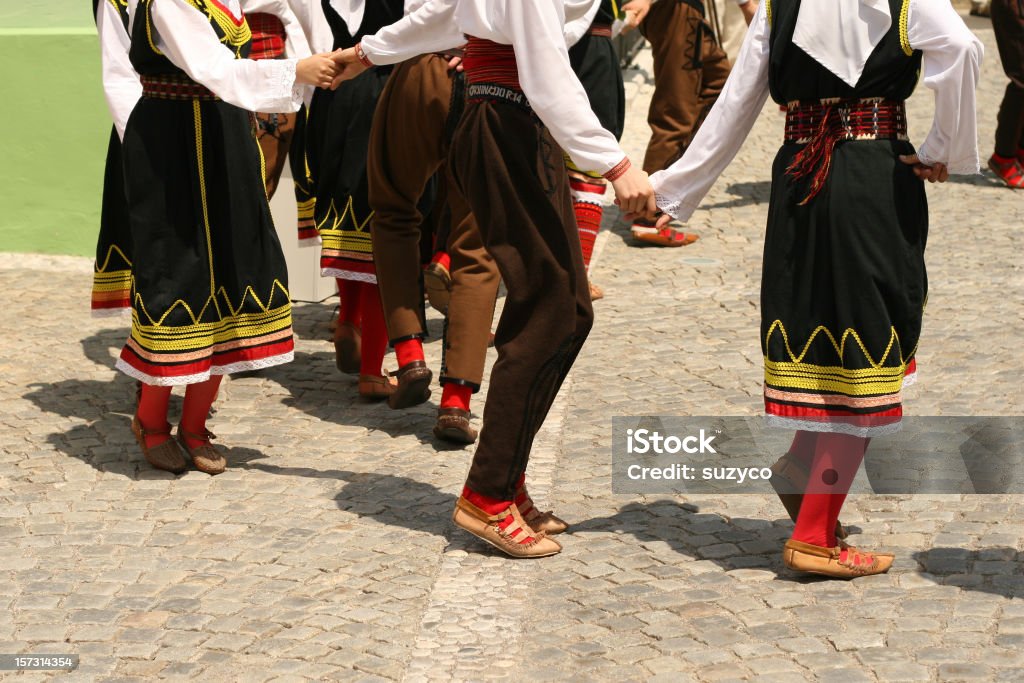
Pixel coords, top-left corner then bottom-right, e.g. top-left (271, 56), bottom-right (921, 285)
top-left (316, 196), bottom-right (375, 234)
top-left (132, 279), bottom-right (291, 328)
top-left (94, 244), bottom-right (133, 273)
top-left (764, 320), bottom-right (911, 370)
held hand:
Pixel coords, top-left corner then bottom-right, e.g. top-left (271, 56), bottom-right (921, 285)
top-left (611, 166), bottom-right (656, 217)
top-left (899, 154), bottom-right (949, 183)
top-left (327, 48), bottom-right (369, 89)
top-left (296, 53), bottom-right (341, 89)
top-left (447, 55), bottom-right (464, 72)
top-left (620, 0), bottom-right (652, 33)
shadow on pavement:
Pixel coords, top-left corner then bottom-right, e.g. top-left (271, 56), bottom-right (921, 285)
top-left (912, 547), bottom-right (1024, 599)
top-left (233, 459), bottom-right (459, 539)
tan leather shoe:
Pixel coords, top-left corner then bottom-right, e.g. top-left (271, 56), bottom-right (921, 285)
top-left (358, 373), bottom-right (397, 401)
top-left (452, 497), bottom-right (562, 558)
top-left (333, 321), bottom-right (361, 375)
top-left (783, 539), bottom-right (893, 579)
top-left (423, 261), bottom-right (452, 313)
top-left (515, 486), bottom-right (568, 535)
top-left (131, 416), bottom-right (188, 474)
top-left (176, 426), bottom-right (227, 475)
top-left (770, 453), bottom-right (848, 540)
top-left (387, 360), bottom-right (432, 409)
top-left (433, 407), bottom-right (477, 444)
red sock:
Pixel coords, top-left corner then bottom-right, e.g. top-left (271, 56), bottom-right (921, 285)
top-left (462, 485), bottom-right (536, 544)
top-left (358, 283), bottom-right (388, 377)
top-left (431, 251), bottom-right (451, 270)
top-left (992, 152), bottom-right (1017, 165)
top-left (337, 278), bottom-right (362, 326)
top-left (394, 338), bottom-right (425, 369)
top-left (440, 384), bottom-right (471, 412)
top-left (791, 494), bottom-right (836, 548)
top-left (180, 375), bottom-right (223, 448)
top-left (136, 384), bottom-right (172, 448)
top-left (569, 176), bottom-right (606, 271)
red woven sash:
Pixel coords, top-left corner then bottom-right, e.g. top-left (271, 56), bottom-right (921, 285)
top-left (248, 13), bottom-right (286, 60)
top-left (784, 98), bottom-right (909, 205)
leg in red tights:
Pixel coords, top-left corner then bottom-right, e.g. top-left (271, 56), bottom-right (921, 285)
top-left (180, 376), bottom-right (223, 449)
top-left (136, 384), bottom-right (172, 448)
top-left (358, 283), bottom-right (389, 378)
top-left (791, 432), bottom-right (867, 548)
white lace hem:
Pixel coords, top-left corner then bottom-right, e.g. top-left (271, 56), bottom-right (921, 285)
top-left (91, 307), bottom-right (131, 320)
top-left (322, 268), bottom-right (377, 284)
top-left (115, 351), bottom-right (294, 386)
top-left (765, 414), bottom-right (904, 438)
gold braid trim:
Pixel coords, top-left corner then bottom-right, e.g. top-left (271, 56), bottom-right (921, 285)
top-left (899, 0), bottom-right (913, 56)
top-left (765, 0), bottom-right (772, 27)
top-left (198, 0), bottom-right (252, 53)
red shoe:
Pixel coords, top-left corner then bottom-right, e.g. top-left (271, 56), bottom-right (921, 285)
top-left (988, 155), bottom-right (1024, 189)
top-left (631, 220), bottom-right (699, 247)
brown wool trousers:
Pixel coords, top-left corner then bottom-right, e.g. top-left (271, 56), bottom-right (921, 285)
top-left (640, 0), bottom-right (731, 173)
top-left (255, 111), bottom-right (297, 199)
top-left (367, 55), bottom-right (499, 388)
top-left (450, 99), bottom-right (594, 500)
top-left (992, 0), bottom-right (1024, 156)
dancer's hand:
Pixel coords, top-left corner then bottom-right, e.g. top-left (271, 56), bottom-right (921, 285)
top-left (899, 154), bottom-right (949, 183)
top-left (611, 166), bottom-right (656, 216)
top-left (296, 53), bottom-right (341, 89)
top-left (446, 55), bottom-right (464, 72)
top-left (328, 47), bottom-right (369, 89)
top-left (620, 0), bottom-right (652, 34)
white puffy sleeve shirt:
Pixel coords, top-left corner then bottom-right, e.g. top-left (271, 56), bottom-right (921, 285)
top-left (360, 0), bottom-right (627, 177)
top-left (127, 0), bottom-right (304, 113)
top-left (97, 0), bottom-right (143, 141)
top-left (650, 0), bottom-right (983, 221)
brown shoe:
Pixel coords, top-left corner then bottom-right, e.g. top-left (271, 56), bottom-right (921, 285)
top-left (452, 497), bottom-right (562, 558)
top-left (433, 407), bottom-right (477, 444)
top-left (333, 321), bottom-right (361, 374)
top-left (770, 453), bottom-right (848, 540)
top-left (783, 539), bottom-right (893, 579)
top-left (131, 416), bottom-right (188, 474)
top-left (175, 426), bottom-right (227, 475)
top-left (423, 261), bottom-right (452, 313)
top-left (387, 360), bottom-right (432, 409)
top-left (515, 485), bottom-right (568, 535)
top-left (359, 373), bottom-right (397, 400)
top-left (588, 281), bottom-right (604, 301)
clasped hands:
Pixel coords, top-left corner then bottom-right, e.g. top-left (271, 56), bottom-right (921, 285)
top-left (296, 48), bottom-right (465, 91)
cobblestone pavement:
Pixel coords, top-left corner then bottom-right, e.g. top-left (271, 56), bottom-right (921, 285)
top-left (2, 14), bottom-right (1022, 683)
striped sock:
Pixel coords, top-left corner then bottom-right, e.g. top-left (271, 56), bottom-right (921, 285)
top-left (569, 176), bottom-right (607, 271)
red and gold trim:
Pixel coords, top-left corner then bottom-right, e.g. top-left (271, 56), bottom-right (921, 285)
top-left (603, 157), bottom-right (631, 182)
top-left (588, 23), bottom-right (613, 38)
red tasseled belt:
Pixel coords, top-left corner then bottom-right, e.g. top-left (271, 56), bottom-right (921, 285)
top-left (588, 22), bottom-right (613, 38)
top-left (248, 12), bottom-right (286, 61)
top-left (141, 74), bottom-right (218, 101)
top-left (784, 98), bottom-right (909, 205)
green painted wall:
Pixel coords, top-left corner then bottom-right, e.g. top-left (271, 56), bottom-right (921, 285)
top-left (0, 7), bottom-right (108, 257)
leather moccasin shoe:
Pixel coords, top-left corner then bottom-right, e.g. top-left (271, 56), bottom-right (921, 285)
top-left (783, 539), bottom-right (893, 579)
top-left (433, 407), bottom-right (477, 444)
top-left (387, 360), bottom-right (432, 409)
top-left (176, 426), bottom-right (227, 475)
top-left (452, 497), bottom-right (562, 558)
top-left (131, 416), bottom-right (188, 474)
